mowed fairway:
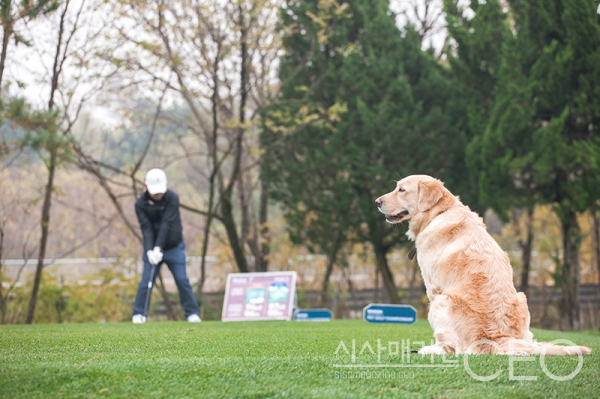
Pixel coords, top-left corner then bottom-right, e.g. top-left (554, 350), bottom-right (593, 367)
top-left (1, 320), bottom-right (599, 398)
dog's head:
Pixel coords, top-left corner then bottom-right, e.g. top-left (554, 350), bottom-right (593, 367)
top-left (375, 175), bottom-right (451, 224)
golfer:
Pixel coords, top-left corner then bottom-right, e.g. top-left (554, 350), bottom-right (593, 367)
top-left (132, 168), bottom-right (201, 323)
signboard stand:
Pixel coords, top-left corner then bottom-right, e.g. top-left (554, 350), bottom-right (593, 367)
top-left (363, 304), bottom-right (417, 324)
top-left (221, 271), bottom-right (297, 322)
top-left (293, 308), bottom-right (333, 322)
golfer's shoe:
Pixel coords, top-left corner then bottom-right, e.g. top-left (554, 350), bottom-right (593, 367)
top-left (187, 314), bottom-right (201, 323)
top-left (132, 314), bottom-right (147, 324)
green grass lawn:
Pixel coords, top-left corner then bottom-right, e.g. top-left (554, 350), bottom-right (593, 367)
top-left (1, 320), bottom-right (599, 398)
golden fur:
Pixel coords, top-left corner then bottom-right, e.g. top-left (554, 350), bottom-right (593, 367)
top-left (376, 175), bottom-right (591, 355)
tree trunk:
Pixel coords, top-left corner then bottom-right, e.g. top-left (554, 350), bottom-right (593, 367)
top-left (198, 167), bottom-right (217, 290)
top-left (217, 3), bottom-right (250, 274)
top-left (559, 208), bottom-right (581, 330)
top-left (24, 0), bottom-right (71, 324)
top-left (0, 25), bottom-right (13, 90)
top-left (519, 207), bottom-right (534, 298)
top-left (341, 257), bottom-right (357, 312)
top-left (237, 155), bottom-right (250, 265)
top-left (246, 179), bottom-right (269, 272)
top-left (593, 211), bottom-right (600, 287)
top-left (200, 45), bottom-right (221, 290)
top-left (320, 233), bottom-right (344, 305)
top-left (25, 149), bottom-right (57, 324)
top-left (257, 178), bottom-right (269, 272)
top-left (365, 215), bottom-right (399, 304)
top-left (219, 125), bottom-right (247, 274)
top-left (0, 225), bottom-right (5, 324)
top-left (374, 245), bottom-right (399, 304)
top-left (220, 195), bottom-right (249, 273)
top-left (374, 266), bottom-right (379, 302)
top-left (199, 214), bottom-right (213, 290)
top-left (320, 255), bottom-right (336, 307)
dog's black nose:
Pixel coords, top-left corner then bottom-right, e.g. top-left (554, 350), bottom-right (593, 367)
top-left (375, 198), bottom-right (383, 207)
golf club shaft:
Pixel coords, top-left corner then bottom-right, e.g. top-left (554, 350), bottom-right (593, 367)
top-left (143, 262), bottom-right (160, 318)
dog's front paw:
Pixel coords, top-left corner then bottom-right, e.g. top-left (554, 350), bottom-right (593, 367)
top-left (418, 345), bottom-right (447, 355)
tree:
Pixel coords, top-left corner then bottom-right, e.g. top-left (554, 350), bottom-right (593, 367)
top-left (466, 0), bottom-right (600, 329)
top-left (262, 0), bottom-right (394, 300)
top-left (0, 0), bottom-right (59, 89)
top-left (456, 0), bottom-right (538, 296)
top-left (262, 115), bottom-right (357, 303)
top-left (264, 0), bottom-right (474, 303)
top-left (103, 0), bottom-right (282, 281)
top-left (6, 0), bottom-right (115, 323)
top-left (6, 100), bottom-right (70, 324)
top-left (445, 0), bottom-right (539, 296)
top-left (444, 0), bottom-right (508, 192)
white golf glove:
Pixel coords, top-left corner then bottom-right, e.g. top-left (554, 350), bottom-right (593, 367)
top-left (152, 246), bottom-right (163, 264)
top-left (146, 247), bottom-right (163, 265)
top-left (147, 249), bottom-right (157, 265)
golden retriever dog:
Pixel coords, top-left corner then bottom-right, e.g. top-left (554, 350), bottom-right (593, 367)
top-left (375, 175), bottom-right (591, 355)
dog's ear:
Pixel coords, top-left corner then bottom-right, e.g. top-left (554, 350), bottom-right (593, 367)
top-left (417, 180), bottom-right (444, 212)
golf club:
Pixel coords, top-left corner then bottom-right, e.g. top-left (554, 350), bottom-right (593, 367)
top-left (143, 261), bottom-right (161, 319)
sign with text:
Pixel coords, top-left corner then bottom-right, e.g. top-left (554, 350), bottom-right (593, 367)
top-left (293, 309), bottom-right (333, 322)
top-left (363, 304), bottom-right (417, 324)
top-left (221, 271), bottom-right (297, 322)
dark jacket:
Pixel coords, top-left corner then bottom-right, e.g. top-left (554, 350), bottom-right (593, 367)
top-left (135, 189), bottom-right (183, 252)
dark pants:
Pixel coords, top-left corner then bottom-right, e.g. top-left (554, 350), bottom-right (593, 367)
top-left (133, 242), bottom-right (199, 318)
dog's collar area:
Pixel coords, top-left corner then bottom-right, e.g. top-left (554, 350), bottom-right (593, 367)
top-left (408, 245), bottom-right (417, 260)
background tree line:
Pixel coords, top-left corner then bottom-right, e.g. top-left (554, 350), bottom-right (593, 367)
top-left (0, 0), bottom-right (599, 330)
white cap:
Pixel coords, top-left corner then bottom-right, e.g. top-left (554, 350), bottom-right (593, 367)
top-left (145, 168), bottom-right (167, 194)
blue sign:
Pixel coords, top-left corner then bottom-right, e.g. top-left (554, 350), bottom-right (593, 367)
top-left (293, 309), bottom-right (333, 322)
top-left (363, 304), bottom-right (417, 324)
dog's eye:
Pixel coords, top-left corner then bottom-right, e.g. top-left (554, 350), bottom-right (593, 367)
top-left (398, 187), bottom-right (405, 192)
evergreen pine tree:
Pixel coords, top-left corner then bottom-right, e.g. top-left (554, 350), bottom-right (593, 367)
top-left (264, 0), bottom-right (475, 303)
top-left (466, 0), bottom-right (600, 329)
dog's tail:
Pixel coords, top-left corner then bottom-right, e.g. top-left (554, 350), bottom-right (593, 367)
top-left (498, 339), bottom-right (591, 356)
